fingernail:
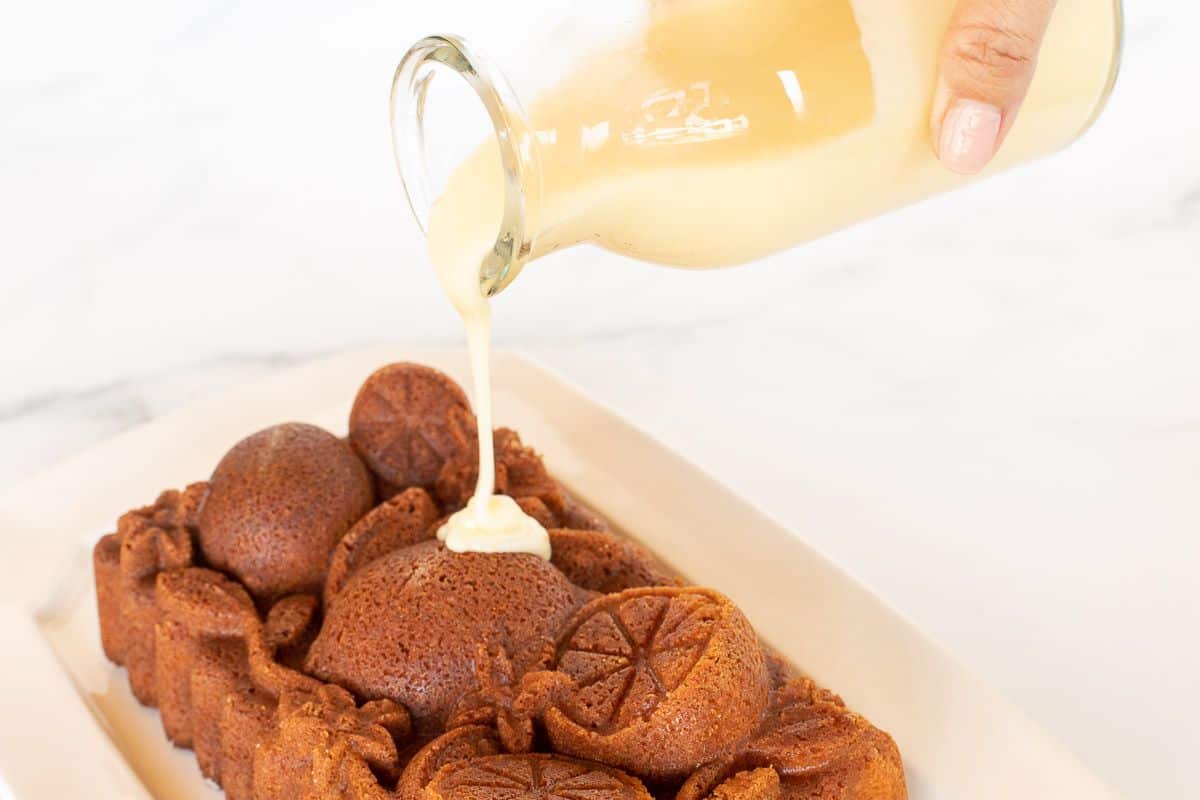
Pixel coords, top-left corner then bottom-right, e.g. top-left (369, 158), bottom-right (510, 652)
top-left (938, 99), bottom-right (1002, 175)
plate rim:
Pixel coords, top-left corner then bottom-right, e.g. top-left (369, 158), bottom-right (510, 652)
top-left (0, 346), bottom-right (1121, 800)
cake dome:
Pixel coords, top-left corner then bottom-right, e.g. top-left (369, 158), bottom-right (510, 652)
top-left (197, 423), bottom-right (374, 601)
top-left (305, 540), bottom-right (587, 733)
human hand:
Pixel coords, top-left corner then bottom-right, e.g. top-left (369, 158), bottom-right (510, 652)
top-left (931, 0), bottom-right (1058, 174)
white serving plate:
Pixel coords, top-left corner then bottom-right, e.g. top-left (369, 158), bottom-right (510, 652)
top-left (0, 346), bottom-right (1119, 800)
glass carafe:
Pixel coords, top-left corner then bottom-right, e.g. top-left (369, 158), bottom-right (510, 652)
top-left (392, 0), bottom-right (1122, 297)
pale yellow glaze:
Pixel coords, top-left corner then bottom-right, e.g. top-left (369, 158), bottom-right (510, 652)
top-left (428, 0), bottom-right (1118, 557)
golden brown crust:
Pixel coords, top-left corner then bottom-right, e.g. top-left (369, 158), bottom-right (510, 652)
top-left (397, 726), bottom-right (503, 800)
top-left (676, 679), bottom-right (906, 800)
top-left (492, 428), bottom-right (565, 510)
top-left (708, 768), bottom-right (781, 800)
top-left (93, 483), bottom-right (205, 704)
top-left (777, 730), bottom-right (905, 800)
top-left (253, 685), bottom-right (408, 800)
top-left (197, 423), bottom-right (374, 601)
top-left (305, 542), bottom-right (586, 734)
top-left (544, 587), bottom-right (770, 782)
top-left (435, 428), bottom-right (565, 513)
top-left (93, 362), bottom-right (907, 800)
top-left (324, 487), bottom-right (440, 606)
top-left (220, 688), bottom-right (274, 800)
top-left (549, 529), bottom-right (680, 593)
top-left (349, 363), bottom-right (477, 490)
top-left (554, 497), bottom-right (611, 532)
top-left (517, 496), bottom-right (611, 534)
top-left (516, 496), bottom-right (559, 529)
top-left (424, 754), bottom-right (653, 800)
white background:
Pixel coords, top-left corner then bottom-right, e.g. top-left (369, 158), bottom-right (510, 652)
top-left (1, 1), bottom-right (1198, 797)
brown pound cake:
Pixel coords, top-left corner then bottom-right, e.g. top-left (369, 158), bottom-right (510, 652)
top-left (153, 568), bottom-right (255, 747)
top-left (197, 423), bottom-right (374, 602)
top-left (253, 684), bottom-right (409, 800)
top-left (423, 754), bottom-right (653, 800)
top-left (93, 483), bottom-right (205, 705)
top-left (549, 528), bottom-right (680, 593)
top-left (746, 679), bottom-right (906, 800)
top-left (188, 640), bottom-right (249, 784)
top-left (349, 363), bottom-right (477, 490)
top-left (92, 361), bottom-right (907, 800)
top-left (435, 427), bottom-right (565, 513)
top-left (676, 679), bottom-right (907, 800)
top-left (219, 688), bottom-right (275, 800)
top-left (543, 587), bottom-right (771, 782)
top-left (305, 540), bottom-right (588, 734)
top-left (706, 768), bottom-right (781, 800)
top-left (396, 726), bottom-right (503, 800)
top-left (323, 486), bottom-right (440, 606)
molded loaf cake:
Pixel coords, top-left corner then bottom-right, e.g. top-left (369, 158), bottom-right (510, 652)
top-left (93, 362), bottom-right (907, 800)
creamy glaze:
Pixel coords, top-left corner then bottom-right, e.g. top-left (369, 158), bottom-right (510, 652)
top-left (431, 194), bottom-right (551, 560)
top-left (427, 0), bottom-right (1117, 558)
top-left (438, 493), bottom-right (552, 560)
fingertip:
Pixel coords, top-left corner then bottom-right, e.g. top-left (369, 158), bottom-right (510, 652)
top-left (936, 98), bottom-right (1002, 175)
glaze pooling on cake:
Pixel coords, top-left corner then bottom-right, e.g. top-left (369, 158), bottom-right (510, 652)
top-left (437, 493), bottom-right (553, 560)
top-left (92, 362), bottom-right (907, 800)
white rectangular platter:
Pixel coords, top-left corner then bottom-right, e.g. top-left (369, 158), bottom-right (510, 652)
top-left (0, 346), bottom-right (1119, 800)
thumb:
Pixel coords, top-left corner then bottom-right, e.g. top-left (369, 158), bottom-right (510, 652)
top-left (931, 0), bottom-right (1058, 174)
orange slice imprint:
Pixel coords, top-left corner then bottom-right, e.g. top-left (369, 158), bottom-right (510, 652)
top-left (349, 363), bottom-right (476, 488)
top-left (544, 587), bottom-right (770, 782)
top-left (397, 726), bottom-right (502, 800)
top-left (558, 592), bottom-right (722, 733)
top-left (427, 754), bottom-right (651, 800)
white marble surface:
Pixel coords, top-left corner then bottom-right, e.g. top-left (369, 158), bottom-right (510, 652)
top-left (2, 1), bottom-right (1198, 797)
